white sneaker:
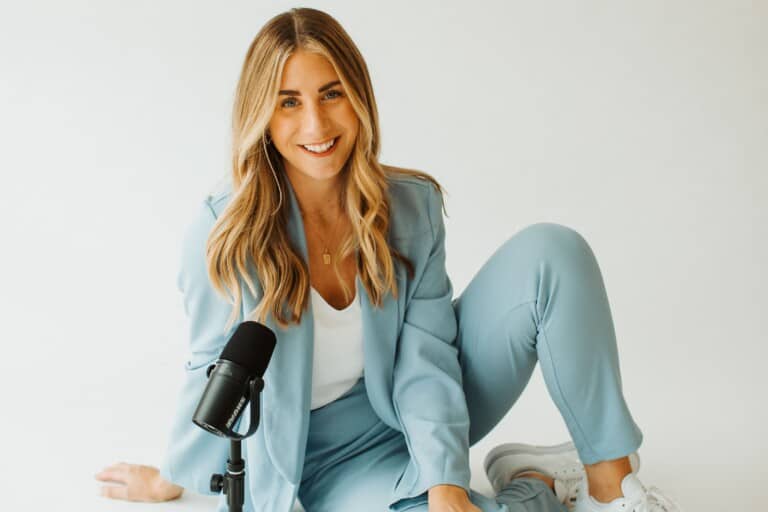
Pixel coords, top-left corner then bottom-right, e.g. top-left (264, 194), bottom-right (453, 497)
top-left (483, 441), bottom-right (640, 511)
top-left (573, 472), bottom-right (683, 512)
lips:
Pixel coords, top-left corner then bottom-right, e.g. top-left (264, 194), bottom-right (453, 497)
top-left (298, 136), bottom-right (340, 157)
top-left (300, 136), bottom-right (337, 147)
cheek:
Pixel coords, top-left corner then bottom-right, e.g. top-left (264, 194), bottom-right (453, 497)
top-left (269, 117), bottom-right (293, 141)
top-left (272, 128), bottom-right (297, 153)
top-left (343, 111), bottom-right (360, 140)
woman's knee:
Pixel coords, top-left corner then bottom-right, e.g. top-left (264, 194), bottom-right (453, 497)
top-left (518, 222), bottom-right (591, 250)
top-left (507, 222), bottom-right (596, 269)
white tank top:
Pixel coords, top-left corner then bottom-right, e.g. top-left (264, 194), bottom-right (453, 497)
top-left (309, 282), bottom-right (364, 410)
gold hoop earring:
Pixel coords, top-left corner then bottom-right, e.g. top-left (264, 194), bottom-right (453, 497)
top-left (262, 133), bottom-right (283, 216)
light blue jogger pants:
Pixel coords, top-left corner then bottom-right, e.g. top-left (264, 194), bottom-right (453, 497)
top-left (298, 223), bottom-right (644, 512)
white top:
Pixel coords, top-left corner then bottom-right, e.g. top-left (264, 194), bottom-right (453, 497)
top-left (309, 282), bottom-right (364, 410)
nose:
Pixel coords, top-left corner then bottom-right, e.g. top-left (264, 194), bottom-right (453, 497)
top-left (301, 100), bottom-right (331, 139)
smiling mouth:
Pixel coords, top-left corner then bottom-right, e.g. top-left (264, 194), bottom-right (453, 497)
top-left (298, 136), bottom-right (339, 155)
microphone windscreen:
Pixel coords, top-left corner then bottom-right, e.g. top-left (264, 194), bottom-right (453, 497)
top-left (219, 321), bottom-right (276, 377)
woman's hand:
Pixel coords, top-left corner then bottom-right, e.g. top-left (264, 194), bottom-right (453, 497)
top-left (428, 484), bottom-right (482, 512)
top-left (95, 462), bottom-right (184, 502)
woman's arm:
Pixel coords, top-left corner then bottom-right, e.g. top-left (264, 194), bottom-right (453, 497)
top-left (158, 198), bottom-right (244, 492)
top-left (95, 198), bottom-right (237, 502)
top-left (390, 183), bottom-right (473, 507)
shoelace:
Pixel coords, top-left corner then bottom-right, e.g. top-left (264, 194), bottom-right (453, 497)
top-left (549, 462), bottom-right (586, 510)
top-left (623, 483), bottom-right (683, 512)
top-left (641, 486), bottom-right (683, 511)
top-left (553, 474), bottom-right (583, 510)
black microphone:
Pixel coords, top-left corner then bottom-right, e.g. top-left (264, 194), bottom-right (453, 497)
top-left (192, 321), bottom-right (276, 439)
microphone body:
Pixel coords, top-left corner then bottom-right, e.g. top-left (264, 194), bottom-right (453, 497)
top-left (191, 321), bottom-right (276, 439)
top-left (193, 360), bottom-right (252, 437)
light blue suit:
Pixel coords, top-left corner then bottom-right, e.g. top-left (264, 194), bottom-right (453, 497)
top-left (159, 172), bottom-right (644, 512)
top-left (160, 174), bottom-right (473, 511)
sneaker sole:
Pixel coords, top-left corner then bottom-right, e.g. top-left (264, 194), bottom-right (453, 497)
top-left (484, 441), bottom-right (578, 476)
top-left (484, 441), bottom-right (640, 476)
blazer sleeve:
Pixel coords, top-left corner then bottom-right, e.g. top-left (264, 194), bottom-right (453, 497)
top-left (158, 199), bottom-right (244, 494)
top-left (390, 183), bottom-right (471, 506)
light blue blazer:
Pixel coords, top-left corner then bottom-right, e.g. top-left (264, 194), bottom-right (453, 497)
top-left (159, 172), bottom-right (471, 511)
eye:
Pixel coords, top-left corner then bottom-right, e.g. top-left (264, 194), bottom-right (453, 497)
top-left (324, 89), bottom-right (343, 99)
top-left (280, 97), bottom-right (298, 108)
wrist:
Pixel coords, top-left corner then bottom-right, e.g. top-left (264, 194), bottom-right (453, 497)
top-left (151, 474), bottom-right (184, 501)
top-left (428, 483), bottom-right (468, 499)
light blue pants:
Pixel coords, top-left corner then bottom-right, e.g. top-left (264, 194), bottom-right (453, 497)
top-left (298, 223), bottom-right (644, 511)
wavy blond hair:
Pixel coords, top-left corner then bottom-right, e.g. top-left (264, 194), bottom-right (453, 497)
top-left (206, 7), bottom-right (446, 330)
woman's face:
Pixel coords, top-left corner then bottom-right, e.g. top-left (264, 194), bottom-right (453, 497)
top-left (268, 50), bottom-right (359, 184)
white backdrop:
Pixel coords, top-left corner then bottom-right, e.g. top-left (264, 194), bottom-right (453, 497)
top-left (1, 1), bottom-right (765, 510)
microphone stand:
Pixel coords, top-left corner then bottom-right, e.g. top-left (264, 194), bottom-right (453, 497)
top-left (207, 375), bottom-right (265, 512)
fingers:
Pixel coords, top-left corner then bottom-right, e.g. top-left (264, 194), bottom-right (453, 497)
top-left (96, 462), bottom-right (162, 502)
top-left (100, 485), bottom-right (131, 501)
top-left (95, 464), bottom-right (130, 501)
top-left (94, 463), bottom-right (129, 484)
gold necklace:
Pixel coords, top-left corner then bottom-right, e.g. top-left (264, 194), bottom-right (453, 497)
top-left (302, 208), bottom-right (343, 265)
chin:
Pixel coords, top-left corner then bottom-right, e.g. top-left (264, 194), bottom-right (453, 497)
top-left (301, 158), bottom-right (351, 177)
top-left (293, 163), bottom-right (344, 181)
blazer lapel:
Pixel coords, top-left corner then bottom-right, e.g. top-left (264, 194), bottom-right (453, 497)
top-left (252, 177), bottom-right (313, 485)
top-left (358, 262), bottom-right (402, 429)
top-left (249, 176), bottom-right (403, 485)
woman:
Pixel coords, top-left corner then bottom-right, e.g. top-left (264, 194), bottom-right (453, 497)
top-left (95, 7), bottom-right (681, 512)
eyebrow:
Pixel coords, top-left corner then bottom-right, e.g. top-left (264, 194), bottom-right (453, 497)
top-left (278, 80), bottom-right (341, 96)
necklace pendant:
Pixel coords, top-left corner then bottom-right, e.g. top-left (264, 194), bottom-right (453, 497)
top-left (322, 252), bottom-right (331, 265)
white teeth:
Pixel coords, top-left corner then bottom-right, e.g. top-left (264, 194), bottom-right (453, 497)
top-left (302, 137), bottom-right (336, 153)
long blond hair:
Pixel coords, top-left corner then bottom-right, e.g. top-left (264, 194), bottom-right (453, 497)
top-left (206, 7), bottom-right (446, 330)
